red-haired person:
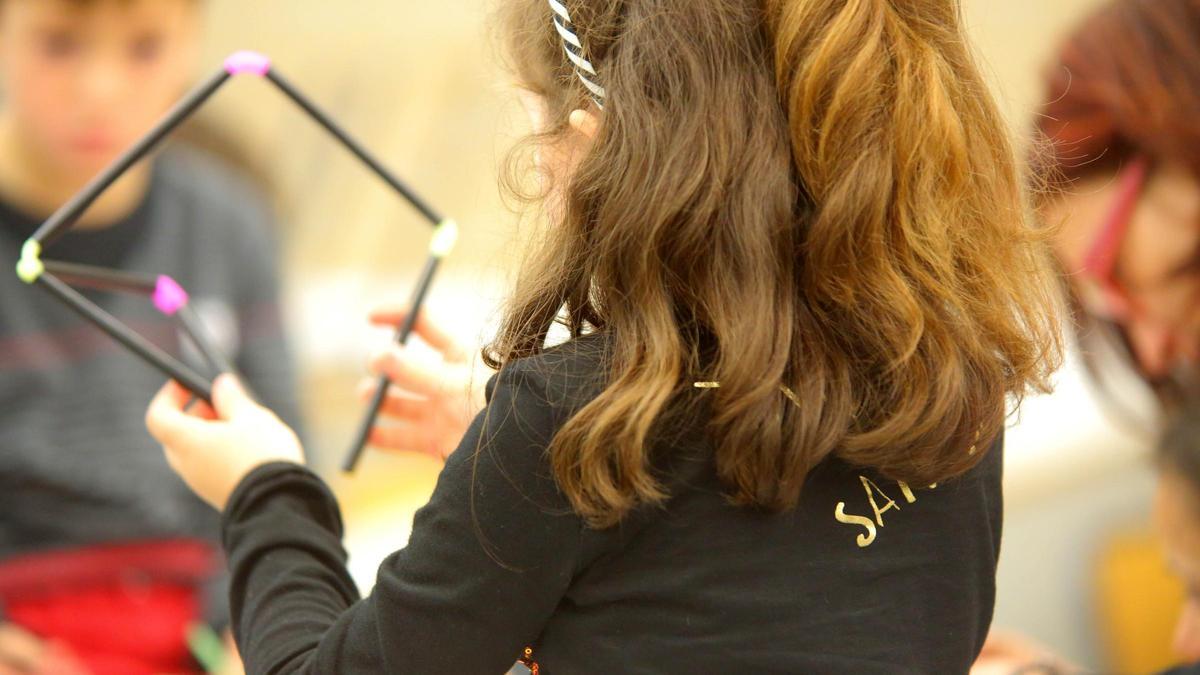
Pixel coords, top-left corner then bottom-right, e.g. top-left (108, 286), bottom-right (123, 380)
top-left (977, 0), bottom-right (1200, 672)
top-left (1037, 0), bottom-right (1200, 419)
top-left (145, 0), bottom-right (1061, 672)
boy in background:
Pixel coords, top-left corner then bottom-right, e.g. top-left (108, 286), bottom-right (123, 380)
top-left (0, 1), bottom-right (302, 673)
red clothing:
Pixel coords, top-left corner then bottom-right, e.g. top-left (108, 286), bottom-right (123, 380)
top-left (0, 540), bottom-right (217, 675)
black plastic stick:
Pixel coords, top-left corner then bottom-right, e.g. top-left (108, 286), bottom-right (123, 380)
top-left (175, 304), bottom-right (238, 379)
top-left (342, 255), bottom-right (442, 472)
top-left (17, 52), bottom-right (458, 470)
top-left (37, 273), bottom-right (213, 401)
top-left (264, 69), bottom-right (443, 226)
top-left (43, 260), bottom-right (158, 294)
top-left (32, 69), bottom-right (233, 248)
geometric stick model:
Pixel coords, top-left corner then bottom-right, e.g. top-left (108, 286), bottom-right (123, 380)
top-left (14, 51), bottom-right (459, 474)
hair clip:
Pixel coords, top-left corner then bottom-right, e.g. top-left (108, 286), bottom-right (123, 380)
top-left (548, 0), bottom-right (607, 108)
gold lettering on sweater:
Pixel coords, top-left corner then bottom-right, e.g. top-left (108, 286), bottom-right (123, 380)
top-left (834, 502), bottom-right (878, 548)
top-left (835, 477), bottom-right (938, 548)
top-left (860, 476), bottom-right (899, 526)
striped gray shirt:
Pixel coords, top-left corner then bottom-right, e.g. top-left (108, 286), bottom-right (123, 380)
top-left (0, 149), bottom-right (302, 565)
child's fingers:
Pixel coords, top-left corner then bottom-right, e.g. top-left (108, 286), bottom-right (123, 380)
top-left (40, 640), bottom-right (89, 675)
top-left (356, 379), bottom-right (429, 421)
top-left (368, 348), bottom-right (446, 397)
top-left (367, 305), bottom-right (407, 326)
top-left (367, 422), bottom-right (440, 459)
top-left (183, 396), bottom-right (218, 420)
top-left (162, 379), bottom-right (195, 409)
top-left (0, 624), bottom-right (45, 673)
top-left (146, 381), bottom-right (213, 447)
top-left (145, 380), bottom-right (191, 440)
top-left (367, 307), bottom-right (468, 361)
top-left (212, 374), bottom-right (259, 421)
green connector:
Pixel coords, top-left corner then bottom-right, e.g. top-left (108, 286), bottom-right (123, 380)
top-left (186, 623), bottom-right (227, 674)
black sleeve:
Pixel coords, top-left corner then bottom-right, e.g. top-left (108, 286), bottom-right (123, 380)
top-left (221, 363), bottom-right (587, 674)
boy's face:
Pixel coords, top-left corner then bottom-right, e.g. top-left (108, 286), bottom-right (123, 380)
top-left (0, 0), bottom-right (199, 179)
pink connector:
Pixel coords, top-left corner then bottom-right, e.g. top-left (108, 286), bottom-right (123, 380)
top-left (224, 51), bottom-right (271, 77)
top-left (153, 275), bottom-right (189, 316)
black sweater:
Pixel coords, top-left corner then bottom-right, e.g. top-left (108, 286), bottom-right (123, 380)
top-left (223, 336), bottom-right (1003, 674)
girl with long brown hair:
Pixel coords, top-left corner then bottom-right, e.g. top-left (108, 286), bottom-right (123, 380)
top-left (144, 0), bottom-right (1060, 671)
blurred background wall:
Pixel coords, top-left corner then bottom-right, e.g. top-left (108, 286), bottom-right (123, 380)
top-left (184, 0), bottom-right (1166, 670)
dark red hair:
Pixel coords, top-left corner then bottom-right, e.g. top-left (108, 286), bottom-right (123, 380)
top-left (1037, 0), bottom-right (1200, 183)
top-left (1037, 0), bottom-right (1200, 417)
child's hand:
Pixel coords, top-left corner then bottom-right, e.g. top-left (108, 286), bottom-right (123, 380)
top-left (146, 375), bottom-right (304, 511)
top-left (216, 629), bottom-right (244, 675)
top-left (363, 307), bottom-right (484, 463)
top-left (970, 630), bottom-right (1077, 675)
top-left (0, 623), bottom-right (88, 675)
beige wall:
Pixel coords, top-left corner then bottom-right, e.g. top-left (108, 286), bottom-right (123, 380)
top-left (963, 0), bottom-right (1102, 133)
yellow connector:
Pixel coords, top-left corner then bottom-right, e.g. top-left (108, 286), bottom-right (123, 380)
top-left (429, 219), bottom-right (459, 259)
top-left (15, 240), bottom-right (43, 284)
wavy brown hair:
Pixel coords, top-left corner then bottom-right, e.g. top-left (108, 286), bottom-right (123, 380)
top-left (489, 0), bottom-right (1062, 527)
